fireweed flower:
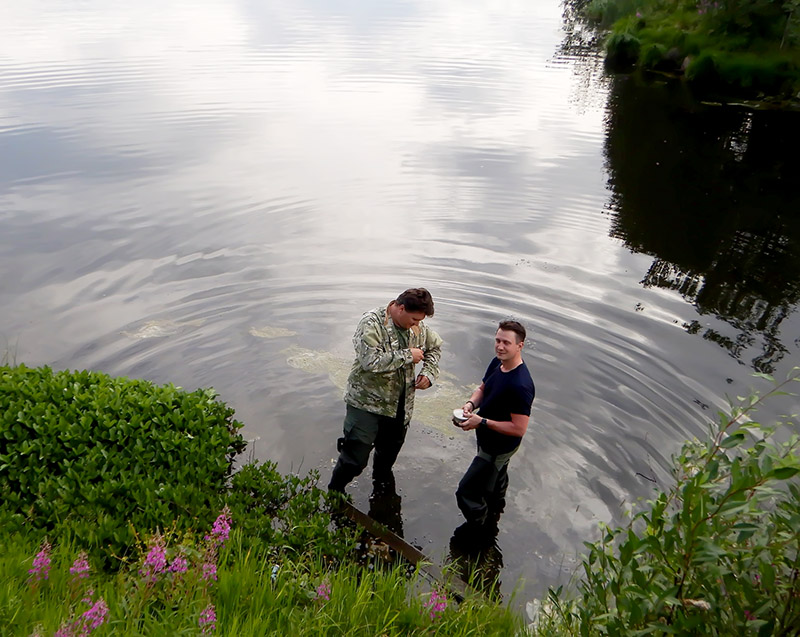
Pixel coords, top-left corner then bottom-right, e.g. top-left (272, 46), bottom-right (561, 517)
top-left (422, 590), bottom-right (448, 621)
top-left (70, 551), bottom-right (91, 582)
top-left (205, 507), bottom-right (232, 548)
top-left (202, 559), bottom-right (218, 582)
top-left (199, 604), bottom-right (217, 634)
top-left (139, 534), bottom-right (167, 581)
top-left (168, 554), bottom-right (189, 574)
top-left (80, 597), bottom-right (109, 633)
top-left (315, 581), bottom-right (331, 601)
top-left (28, 541), bottom-right (52, 582)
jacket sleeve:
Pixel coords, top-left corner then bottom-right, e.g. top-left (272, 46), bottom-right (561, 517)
top-left (354, 314), bottom-right (413, 372)
top-left (418, 326), bottom-right (443, 383)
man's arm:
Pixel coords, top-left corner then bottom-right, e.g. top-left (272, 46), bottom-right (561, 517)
top-left (416, 327), bottom-right (443, 386)
top-left (461, 412), bottom-right (530, 437)
top-left (462, 383), bottom-right (485, 415)
top-left (354, 315), bottom-right (418, 372)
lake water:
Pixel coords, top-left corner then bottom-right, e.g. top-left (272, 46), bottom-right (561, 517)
top-left (2, 0), bottom-right (799, 606)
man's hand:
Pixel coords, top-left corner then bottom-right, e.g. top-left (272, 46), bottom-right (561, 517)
top-left (461, 414), bottom-right (482, 431)
top-left (462, 401), bottom-right (474, 416)
top-left (410, 347), bottom-right (425, 364)
top-left (414, 374), bottom-right (431, 390)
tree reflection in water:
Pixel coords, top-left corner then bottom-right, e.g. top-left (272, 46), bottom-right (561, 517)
top-left (558, 0), bottom-right (800, 373)
top-left (604, 77), bottom-right (800, 372)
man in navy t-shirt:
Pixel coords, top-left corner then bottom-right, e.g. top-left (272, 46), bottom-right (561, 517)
top-left (453, 320), bottom-right (535, 541)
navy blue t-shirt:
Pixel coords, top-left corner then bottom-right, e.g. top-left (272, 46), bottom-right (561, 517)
top-left (476, 357), bottom-right (535, 455)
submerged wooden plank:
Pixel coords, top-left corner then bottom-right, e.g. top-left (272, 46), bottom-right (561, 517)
top-left (339, 500), bottom-right (469, 602)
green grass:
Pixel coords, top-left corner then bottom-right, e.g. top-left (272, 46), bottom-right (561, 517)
top-left (1, 528), bottom-right (525, 636)
top-left (586, 0), bottom-right (800, 98)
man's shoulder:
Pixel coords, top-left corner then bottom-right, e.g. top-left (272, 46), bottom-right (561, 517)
top-left (356, 306), bottom-right (387, 327)
top-left (518, 362), bottom-right (535, 400)
top-left (520, 360), bottom-right (534, 381)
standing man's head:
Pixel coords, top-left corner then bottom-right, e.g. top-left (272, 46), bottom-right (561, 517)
top-left (495, 320), bottom-right (526, 366)
top-left (390, 288), bottom-right (435, 329)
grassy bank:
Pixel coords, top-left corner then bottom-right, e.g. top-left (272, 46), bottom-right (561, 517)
top-left (2, 363), bottom-right (799, 634)
top-left (0, 365), bottom-right (524, 635)
top-left (584, 0), bottom-right (800, 101)
top-left (2, 529), bottom-right (521, 636)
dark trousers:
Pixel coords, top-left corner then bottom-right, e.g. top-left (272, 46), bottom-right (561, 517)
top-left (455, 445), bottom-right (517, 525)
top-left (328, 404), bottom-right (407, 491)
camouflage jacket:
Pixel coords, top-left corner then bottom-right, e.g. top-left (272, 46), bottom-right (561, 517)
top-left (344, 305), bottom-right (443, 425)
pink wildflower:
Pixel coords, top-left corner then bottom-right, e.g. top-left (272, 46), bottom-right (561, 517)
top-left (745, 609), bottom-right (756, 621)
top-left (139, 534), bottom-right (167, 581)
top-left (54, 626), bottom-right (73, 637)
top-left (70, 551), bottom-right (91, 582)
top-left (315, 581), bottom-right (331, 601)
top-left (79, 597), bottom-right (109, 634)
top-left (422, 590), bottom-right (448, 621)
top-left (199, 604), bottom-right (216, 634)
top-left (202, 560), bottom-right (218, 582)
top-left (169, 555), bottom-right (189, 574)
top-left (205, 507), bottom-right (232, 548)
top-left (28, 541), bottom-right (52, 582)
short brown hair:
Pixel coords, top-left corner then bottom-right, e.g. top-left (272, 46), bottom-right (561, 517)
top-left (396, 288), bottom-right (434, 316)
top-left (498, 320), bottom-right (526, 343)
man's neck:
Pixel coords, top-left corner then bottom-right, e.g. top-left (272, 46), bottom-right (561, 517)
top-left (500, 355), bottom-right (523, 372)
top-left (387, 301), bottom-right (403, 329)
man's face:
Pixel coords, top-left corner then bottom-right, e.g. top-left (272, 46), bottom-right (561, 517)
top-left (495, 328), bottom-right (523, 360)
top-left (395, 305), bottom-right (426, 329)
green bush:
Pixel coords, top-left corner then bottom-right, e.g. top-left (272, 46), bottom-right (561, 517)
top-left (586, 0), bottom-right (800, 98)
top-left (225, 462), bottom-right (356, 563)
top-left (606, 31), bottom-right (643, 67)
top-left (531, 371), bottom-right (800, 635)
top-left (640, 41), bottom-right (669, 68)
top-left (0, 365), bottom-right (245, 560)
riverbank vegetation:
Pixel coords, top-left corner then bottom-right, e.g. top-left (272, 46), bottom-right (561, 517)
top-left (529, 370), bottom-right (800, 635)
top-left (583, 0), bottom-right (800, 100)
top-left (0, 365), bottom-right (522, 635)
top-left (2, 364), bottom-right (799, 634)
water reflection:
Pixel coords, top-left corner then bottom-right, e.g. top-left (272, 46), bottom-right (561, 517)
top-left (603, 77), bottom-right (800, 372)
top-left (447, 517), bottom-right (504, 600)
top-left (368, 473), bottom-right (404, 537)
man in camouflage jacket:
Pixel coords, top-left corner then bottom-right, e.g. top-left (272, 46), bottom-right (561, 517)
top-left (328, 288), bottom-right (442, 493)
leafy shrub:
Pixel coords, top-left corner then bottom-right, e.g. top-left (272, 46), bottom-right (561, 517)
top-left (640, 42), bottom-right (669, 68)
top-left (586, 0), bottom-right (647, 27)
top-left (585, 0), bottom-right (800, 98)
top-left (531, 372), bottom-right (800, 635)
top-left (225, 462), bottom-right (357, 563)
top-left (606, 31), bottom-right (643, 68)
top-left (686, 50), bottom-right (720, 83)
top-left (0, 365), bottom-right (245, 560)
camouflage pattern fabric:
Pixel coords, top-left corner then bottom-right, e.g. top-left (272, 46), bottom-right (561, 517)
top-left (344, 305), bottom-right (443, 425)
